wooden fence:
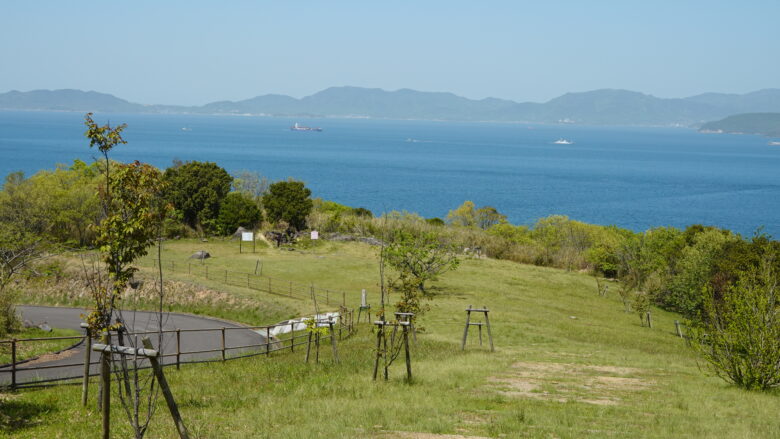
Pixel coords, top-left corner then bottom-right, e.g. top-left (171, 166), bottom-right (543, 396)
top-left (0, 307), bottom-right (356, 391)
top-left (158, 259), bottom-right (361, 307)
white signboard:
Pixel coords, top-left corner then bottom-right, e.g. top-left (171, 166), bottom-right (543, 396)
top-left (241, 232), bottom-right (254, 242)
top-left (361, 289), bottom-right (367, 307)
top-left (310, 230), bottom-right (319, 240)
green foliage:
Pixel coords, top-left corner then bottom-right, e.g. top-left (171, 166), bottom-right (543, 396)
top-left (383, 228), bottom-right (460, 316)
top-left (217, 192), bottom-right (262, 235)
top-left (691, 255), bottom-right (780, 390)
top-left (262, 180), bottom-right (313, 231)
top-left (446, 200), bottom-right (476, 227)
top-left (0, 172), bottom-right (50, 336)
top-left (163, 161), bottom-right (233, 233)
top-left (425, 217), bottom-right (445, 226)
top-left (87, 161), bottom-right (169, 332)
top-left (475, 206), bottom-right (507, 230)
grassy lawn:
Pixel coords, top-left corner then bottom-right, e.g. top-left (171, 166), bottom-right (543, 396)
top-left (3, 239), bottom-right (779, 438)
top-left (0, 327), bottom-right (81, 365)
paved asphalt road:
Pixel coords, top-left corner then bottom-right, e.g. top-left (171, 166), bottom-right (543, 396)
top-left (0, 305), bottom-right (267, 386)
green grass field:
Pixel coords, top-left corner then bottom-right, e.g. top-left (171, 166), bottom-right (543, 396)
top-left (2, 239), bottom-right (779, 438)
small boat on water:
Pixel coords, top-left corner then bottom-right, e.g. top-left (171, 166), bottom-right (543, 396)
top-left (291, 122), bottom-right (322, 132)
top-left (769, 141), bottom-right (780, 146)
top-left (553, 138), bottom-right (573, 145)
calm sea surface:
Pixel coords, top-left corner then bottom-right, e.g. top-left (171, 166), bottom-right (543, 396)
top-left (1, 110), bottom-right (779, 236)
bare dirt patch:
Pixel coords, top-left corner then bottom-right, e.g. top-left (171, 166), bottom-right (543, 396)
top-left (489, 361), bottom-right (653, 406)
top-left (24, 348), bottom-right (79, 366)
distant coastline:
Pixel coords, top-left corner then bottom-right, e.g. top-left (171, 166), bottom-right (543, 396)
top-left (2, 86), bottom-right (780, 127)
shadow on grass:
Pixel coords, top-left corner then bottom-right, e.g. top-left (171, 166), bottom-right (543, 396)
top-left (0, 397), bottom-right (57, 432)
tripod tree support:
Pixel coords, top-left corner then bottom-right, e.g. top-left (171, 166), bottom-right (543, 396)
top-left (461, 305), bottom-right (494, 352)
top-left (91, 338), bottom-right (190, 439)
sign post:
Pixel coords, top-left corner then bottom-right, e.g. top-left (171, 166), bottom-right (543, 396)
top-left (240, 232), bottom-right (254, 253)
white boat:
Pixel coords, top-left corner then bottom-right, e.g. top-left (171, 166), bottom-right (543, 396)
top-left (769, 141), bottom-right (780, 146)
top-left (291, 122), bottom-right (322, 132)
top-left (553, 138), bottom-right (573, 145)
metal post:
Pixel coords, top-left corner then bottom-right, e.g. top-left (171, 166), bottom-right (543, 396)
top-left (675, 320), bottom-right (683, 338)
top-left (266, 327), bottom-right (270, 355)
top-left (329, 321), bottom-right (339, 364)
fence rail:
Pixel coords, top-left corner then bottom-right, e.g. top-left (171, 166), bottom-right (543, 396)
top-left (0, 307), bottom-right (356, 391)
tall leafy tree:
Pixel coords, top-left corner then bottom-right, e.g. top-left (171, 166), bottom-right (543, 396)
top-left (217, 192), bottom-right (262, 235)
top-left (163, 161), bottom-right (233, 233)
top-left (262, 179), bottom-right (313, 231)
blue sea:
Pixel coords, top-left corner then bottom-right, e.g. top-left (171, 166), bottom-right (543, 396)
top-left (2, 110), bottom-right (779, 236)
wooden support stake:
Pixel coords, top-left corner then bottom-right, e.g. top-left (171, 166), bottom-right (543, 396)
top-left (100, 334), bottom-right (111, 439)
top-left (484, 307), bottom-right (495, 352)
top-left (403, 325), bottom-right (412, 382)
top-left (646, 312), bottom-right (652, 329)
top-left (141, 337), bottom-right (190, 439)
top-left (266, 327), bottom-right (271, 355)
top-left (305, 332), bottom-right (313, 363)
top-left (329, 321), bottom-right (339, 364)
top-left (315, 332), bottom-right (320, 364)
top-left (372, 326), bottom-right (383, 380)
top-left (461, 305), bottom-right (472, 350)
top-left (82, 326), bottom-right (92, 406)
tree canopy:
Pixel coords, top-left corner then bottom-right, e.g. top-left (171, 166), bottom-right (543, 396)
top-left (163, 161), bottom-right (233, 233)
top-left (262, 180), bottom-right (313, 231)
top-left (217, 192), bottom-right (263, 235)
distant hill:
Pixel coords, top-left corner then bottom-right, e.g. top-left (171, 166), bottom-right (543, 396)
top-left (0, 89), bottom-right (147, 113)
top-left (2, 86), bottom-right (780, 126)
top-left (699, 113), bottom-right (780, 137)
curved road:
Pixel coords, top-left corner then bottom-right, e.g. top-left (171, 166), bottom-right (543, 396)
top-left (0, 305), bottom-right (267, 386)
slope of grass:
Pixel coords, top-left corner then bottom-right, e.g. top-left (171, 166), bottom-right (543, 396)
top-left (0, 328), bottom-right (81, 364)
top-left (3, 239), bottom-right (779, 438)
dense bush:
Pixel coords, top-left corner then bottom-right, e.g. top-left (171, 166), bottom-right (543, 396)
top-left (217, 192), bottom-right (262, 235)
top-left (163, 161), bottom-right (233, 233)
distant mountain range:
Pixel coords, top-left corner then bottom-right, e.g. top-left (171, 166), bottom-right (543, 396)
top-left (2, 86), bottom-right (780, 126)
top-left (699, 113), bottom-right (780, 137)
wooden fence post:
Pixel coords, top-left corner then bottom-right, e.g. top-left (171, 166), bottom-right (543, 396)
top-left (221, 327), bottom-right (226, 361)
top-left (176, 329), bottom-right (181, 370)
top-left (646, 312), bottom-right (652, 329)
top-left (10, 339), bottom-right (16, 391)
top-left (81, 326), bottom-right (92, 406)
top-left (290, 322), bottom-right (295, 352)
top-left (266, 327), bottom-right (271, 355)
top-left (141, 338), bottom-right (190, 439)
top-left (675, 320), bottom-right (683, 338)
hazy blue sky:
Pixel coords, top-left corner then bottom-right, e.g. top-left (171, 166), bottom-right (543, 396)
top-left (1, 1), bottom-right (778, 106)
